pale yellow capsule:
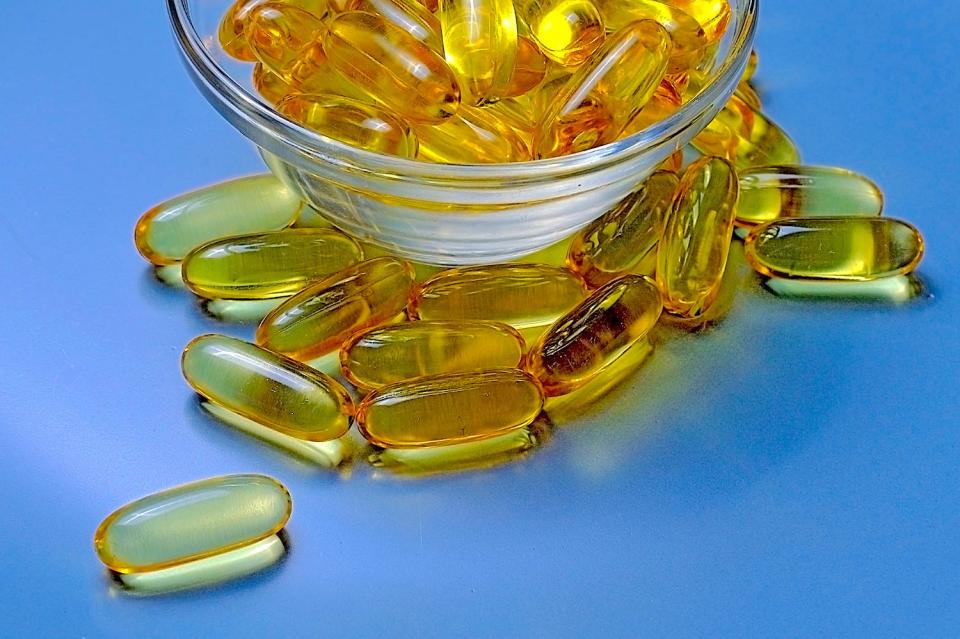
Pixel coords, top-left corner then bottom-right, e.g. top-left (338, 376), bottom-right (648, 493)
top-left (597, 0), bottom-right (708, 73)
top-left (414, 105), bottom-right (531, 163)
top-left (438, 0), bottom-right (519, 104)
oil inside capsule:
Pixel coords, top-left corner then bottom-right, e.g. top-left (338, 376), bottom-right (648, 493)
top-left (597, 0), bottom-right (708, 73)
top-left (503, 36), bottom-right (549, 97)
top-left (414, 105), bottom-right (531, 163)
top-left (345, 0), bottom-right (444, 52)
top-left (134, 175), bottom-right (302, 266)
top-left (182, 334), bottom-right (355, 441)
top-left (341, 320), bottom-right (525, 389)
top-left (516, 0), bottom-right (606, 66)
top-left (438, 0), bottom-right (519, 104)
top-left (356, 369), bottom-right (545, 448)
top-left (247, 3), bottom-right (329, 87)
top-left (669, 0), bottom-right (730, 43)
top-left (182, 228), bottom-right (363, 300)
top-left (219, 0), bottom-right (331, 61)
top-left (693, 93), bottom-right (800, 169)
top-left (253, 62), bottom-right (292, 105)
top-left (744, 217), bottom-right (925, 281)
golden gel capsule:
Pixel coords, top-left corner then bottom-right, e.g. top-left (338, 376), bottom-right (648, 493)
top-left (438, 0), bottom-right (519, 105)
top-left (598, 0), bottom-right (707, 73)
top-left (410, 264), bottom-right (588, 335)
top-left (356, 369), bottom-right (545, 448)
top-left (693, 94), bottom-right (800, 169)
top-left (414, 105), bottom-right (531, 163)
top-left (248, 4), bottom-right (328, 87)
top-left (278, 94), bottom-right (419, 157)
top-left (324, 11), bottom-right (461, 123)
top-left (341, 320), bottom-right (525, 389)
top-left (516, 0), bottom-right (605, 66)
top-left (669, 0), bottom-right (730, 43)
top-left (534, 20), bottom-right (671, 158)
top-left (504, 36), bottom-right (549, 98)
top-left (656, 156), bottom-right (739, 318)
top-left (621, 76), bottom-right (682, 136)
top-left (253, 62), bottom-right (292, 104)
top-left (744, 218), bottom-right (925, 281)
top-left (345, 0), bottom-right (443, 52)
top-left (526, 275), bottom-right (662, 396)
top-left (258, 257), bottom-right (416, 360)
top-left (134, 175), bottom-right (302, 266)
top-left (183, 334), bottom-right (354, 440)
top-left (567, 171), bottom-right (680, 288)
top-left (737, 165), bottom-right (884, 227)
top-left (219, 0), bottom-right (330, 61)
top-left (182, 228), bottom-right (363, 300)
top-left (94, 474), bottom-right (291, 574)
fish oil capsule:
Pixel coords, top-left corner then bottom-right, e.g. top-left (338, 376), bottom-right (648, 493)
top-left (324, 11), bottom-right (460, 123)
top-left (414, 105), bottom-right (531, 163)
top-left (656, 156), bottom-right (739, 318)
top-left (503, 36), bottom-right (549, 98)
top-left (134, 175), bottom-right (302, 266)
top-left (344, 0), bottom-right (443, 52)
top-left (410, 264), bottom-right (588, 337)
top-left (253, 62), bottom-right (292, 104)
top-left (277, 94), bottom-right (419, 158)
top-left (438, 0), bottom-right (518, 104)
top-left (356, 369), bottom-right (545, 448)
top-left (526, 274), bottom-right (662, 396)
top-left (258, 257), bottom-right (416, 360)
top-left (219, 0), bottom-right (330, 61)
top-left (669, 0), bottom-right (730, 43)
top-left (597, 0), bottom-right (708, 73)
top-left (183, 334), bottom-right (354, 440)
top-left (341, 320), bottom-right (525, 389)
top-left (567, 171), bottom-right (680, 288)
top-left (94, 475), bottom-right (290, 584)
top-left (247, 4), bottom-right (328, 88)
top-left (182, 228), bottom-right (363, 300)
top-left (535, 20), bottom-right (671, 158)
top-left (744, 218), bottom-right (925, 281)
top-left (693, 93), bottom-right (800, 169)
top-left (516, 0), bottom-right (606, 66)
top-left (621, 77), bottom-right (683, 136)
top-left (737, 166), bottom-right (884, 227)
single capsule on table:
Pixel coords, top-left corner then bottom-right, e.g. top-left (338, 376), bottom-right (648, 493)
top-left (744, 218), bottom-right (925, 281)
top-left (219, 0), bottom-right (330, 61)
top-left (534, 20), bottom-right (671, 158)
top-left (596, 0), bottom-right (708, 73)
top-left (341, 320), bottom-right (525, 389)
top-left (324, 11), bottom-right (461, 123)
top-left (656, 156), bottom-right (739, 319)
top-left (737, 165), bottom-right (884, 227)
top-left (247, 4), bottom-right (329, 88)
top-left (257, 257), bottom-right (416, 360)
top-left (438, 0), bottom-right (518, 105)
top-left (278, 94), bottom-right (419, 158)
top-left (134, 175), bottom-right (302, 266)
top-left (693, 93), bottom-right (800, 169)
top-left (182, 228), bottom-right (363, 300)
top-left (414, 105), bottom-right (531, 163)
top-left (567, 171), bottom-right (680, 288)
top-left (669, 0), bottom-right (730, 43)
top-left (526, 274), bottom-right (662, 396)
top-left (344, 0), bottom-right (443, 52)
top-left (94, 475), bottom-right (291, 593)
top-left (356, 369), bottom-right (545, 448)
top-left (516, 0), bottom-right (605, 66)
top-left (503, 36), bottom-right (549, 98)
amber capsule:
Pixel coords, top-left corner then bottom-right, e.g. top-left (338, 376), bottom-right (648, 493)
top-left (278, 94), bottom-right (419, 157)
top-left (410, 264), bottom-right (588, 335)
top-left (438, 0), bottom-right (518, 104)
top-left (598, 0), bottom-right (707, 73)
top-left (414, 106), bottom-right (530, 163)
top-left (345, 0), bottom-right (443, 52)
top-left (182, 229), bottom-right (363, 300)
top-left (516, 0), bottom-right (605, 66)
top-left (621, 77), bottom-right (683, 136)
top-left (762, 275), bottom-right (923, 304)
top-left (669, 0), bottom-right (730, 43)
top-left (253, 63), bottom-right (292, 104)
top-left (247, 4), bottom-right (328, 88)
top-left (356, 369), bottom-right (544, 448)
top-left (567, 171), bottom-right (680, 288)
top-left (693, 93), bottom-right (800, 169)
top-left (219, 0), bottom-right (330, 61)
top-left (735, 81), bottom-right (762, 111)
top-left (341, 320), bottom-right (525, 389)
top-left (324, 11), bottom-right (460, 123)
top-left (257, 257), bottom-right (416, 360)
top-left (526, 275), bottom-right (662, 396)
top-left (744, 218), bottom-right (924, 281)
top-left (503, 36), bottom-right (549, 98)
top-left (418, 0), bottom-right (438, 10)
top-left (534, 20), bottom-right (671, 158)
top-left (134, 175), bottom-right (302, 266)
top-left (656, 156), bottom-right (739, 318)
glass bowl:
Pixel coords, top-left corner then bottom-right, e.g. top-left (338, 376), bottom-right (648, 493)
top-left (168, 0), bottom-right (758, 265)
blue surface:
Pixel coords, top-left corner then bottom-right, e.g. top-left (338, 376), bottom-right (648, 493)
top-left (1, 2), bottom-right (958, 636)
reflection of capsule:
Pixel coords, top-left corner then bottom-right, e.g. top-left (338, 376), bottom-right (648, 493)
top-left (516, 0), bottom-right (606, 66)
top-left (693, 94), bottom-right (800, 169)
top-left (439, 0), bottom-right (519, 104)
top-left (345, 0), bottom-right (443, 52)
top-left (414, 105), bottom-right (530, 163)
top-left (219, 0), bottom-right (330, 61)
top-left (598, 0), bottom-right (708, 73)
top-left (247, 4), bottom-right (329, 88)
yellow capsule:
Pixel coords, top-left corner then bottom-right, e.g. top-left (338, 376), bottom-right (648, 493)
top-left (277, 94), bottom-right (419, 157)
top-left (503, 36), bottom-right (549, 98)
top-left (257, 257), bottom-right (416, 360)
top-left (744, 218), bottom-right (925, 281)
top-left (182, 229), bottom-right (363, 300)
top-left (656, 156), bottom-right (739, 318)
top-left (253, 62), bottom-right (292, 104)
top-left (598, 0), bottom-right (707, 73)
top-left (324, 11), bottom-right (461, 123)
top-left (356, 369), bottom-right (545, 448)
top-left (526, 274), bottom-right (662, 396)
top-left (182, 334), bottom-right (354, 440)
top-left (409, 264), bottom-right (588, 335)
top-left (341, 320), bottom-right (525, 389)
top-left (516, 0), bottom-right (606, 66)
top-left (693, 93), bottom-right (800, 169)
top-left (247, 3), bottom-right (328, 88)
top-left (344, 0), bottom-right (443, 52)
top-left (735, 80), bottom-right (761, 110)
top-left (742, 48), bottom-right (758, 81)
top-left (534, 20), bottom-right (671, 158)
top-left (134, 175), bottom-right (302, 266)
top-left (738, 166), bottom-right (884, 228)
top-left (668, 0), bottom-right (730, 43)
top-left (621, 76), bottom-right (683, 136)
top-left (486, 98), bottom-right (539, 142)
top-left (414, 105), bottom-right (531, 163)
top-left (418, 0), bottom-right (438, 10)
top-left (219, 0), bottom-right (330, 61)
top-left (567, 171), bottom-right (680, 288)
top-left (438, 0), bottom-right (519, 104)
top-left (94, 474), bottom-right (291, 574)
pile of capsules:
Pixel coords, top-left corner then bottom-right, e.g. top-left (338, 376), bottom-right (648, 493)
top-left (94, 0), bottom-right (929, 595)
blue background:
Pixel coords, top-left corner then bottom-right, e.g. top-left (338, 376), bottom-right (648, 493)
top-left (1, 2), bottom-right (958, 636)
